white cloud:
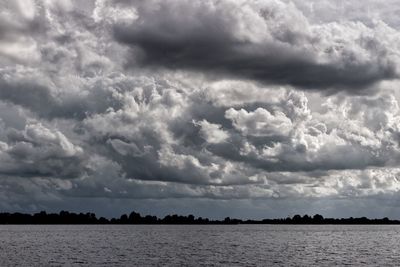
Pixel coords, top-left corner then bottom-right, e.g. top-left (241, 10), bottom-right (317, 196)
top-left (194, 120), bottom-right (229, 144)
top-left (1, 0), bottom-right (400, 217)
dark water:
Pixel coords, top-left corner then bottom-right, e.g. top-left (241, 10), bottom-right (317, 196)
top-left (0, 225), bottom-right (399, 266)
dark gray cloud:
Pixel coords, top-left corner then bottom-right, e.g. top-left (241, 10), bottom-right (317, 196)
top-left (0, 71), bottom-right (125, 120)
top-left (0, 122), bottom-right (86, 178)
top-left (113, 0), bottom-right (399, 91)
top-left (0, 0), bottom-right (400, 218)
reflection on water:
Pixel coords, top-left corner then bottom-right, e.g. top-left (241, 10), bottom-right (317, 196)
top-left (1, 225), bottom-right (399, 266)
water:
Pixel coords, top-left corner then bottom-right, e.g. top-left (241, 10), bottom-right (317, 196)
top-left (0, 224), bottom-right (399, 266)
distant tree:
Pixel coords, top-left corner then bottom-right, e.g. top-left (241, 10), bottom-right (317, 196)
top-left (292, 214), bottom-right (302, 223)
top-left (99, 217), bottom-right (109, 224)
top-left (302, 215), bottom-right (311, 223)
top-left (1, 210), bottom-right (400, 225)
top-left (313, 214), bottom-right (324, 223)
top-left (120, 214), bottom-right (128, 224)
top-left (128, 211), bottom-right (142, 224)
top-left (224, 217), bottom-right (231, 224)
top-left (188, 214), bottom-right (195, 222)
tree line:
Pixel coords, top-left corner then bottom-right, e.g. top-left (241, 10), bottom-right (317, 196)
top-left (0, 211), bottom-right (398, 224)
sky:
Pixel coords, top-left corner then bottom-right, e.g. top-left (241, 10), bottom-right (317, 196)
top-left (2, 0), bottom-right (400, 219)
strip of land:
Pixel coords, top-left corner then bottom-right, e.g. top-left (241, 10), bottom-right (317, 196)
top-left (0, 211), bottom-right (398, 224)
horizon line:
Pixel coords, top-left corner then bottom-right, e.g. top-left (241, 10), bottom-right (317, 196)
top-left (0, 211), bottom-right (399, 225)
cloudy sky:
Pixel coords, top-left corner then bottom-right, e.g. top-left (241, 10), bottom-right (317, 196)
top-left (2, 0), bottom-right (400, 219)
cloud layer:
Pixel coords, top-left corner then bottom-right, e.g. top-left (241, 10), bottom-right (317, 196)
top-left (1, 0), bottom-right (400, 218)
top-left (114, 0), bottom-right (400, 91)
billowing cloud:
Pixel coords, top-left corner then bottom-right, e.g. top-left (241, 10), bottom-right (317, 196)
top-left (1, 0), bottom-right (400, 218)
top-left (113, 0), bottom-right (400, 91)
top-left (0, 122), bottom-right (84, 178)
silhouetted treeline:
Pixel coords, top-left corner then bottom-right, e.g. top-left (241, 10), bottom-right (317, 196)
top-left (0, 211), bottom-right (399, 224)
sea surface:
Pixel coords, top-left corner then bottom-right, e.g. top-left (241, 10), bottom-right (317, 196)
top-left (0, 224), bottom-right (399, 266)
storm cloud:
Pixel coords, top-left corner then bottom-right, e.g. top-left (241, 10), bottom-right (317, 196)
top-left (113, 0), bottom-right (400, 91)
top-left (1, 0), bottom-right (400, 219)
